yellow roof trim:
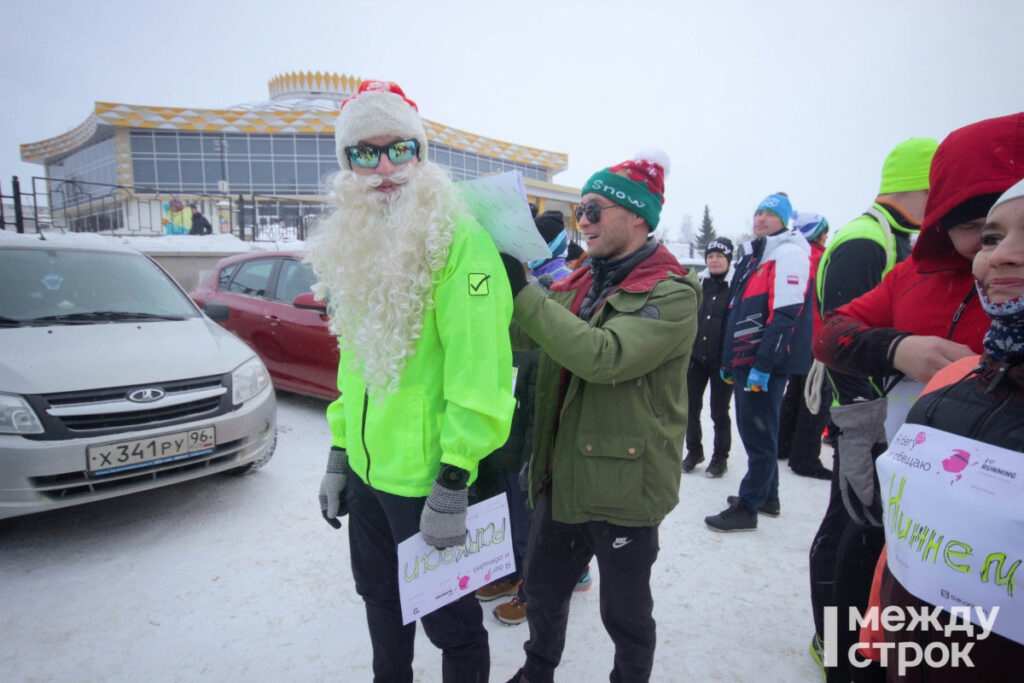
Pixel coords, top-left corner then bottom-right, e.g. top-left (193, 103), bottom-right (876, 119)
top-left (22, 101), bottom-right (568, 171)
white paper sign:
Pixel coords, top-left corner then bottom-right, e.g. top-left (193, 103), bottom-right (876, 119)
top-left (457, 171), bottom-right (552, 262)
top-left (876, 423), bottom-right (1024, 645)
top-left (397, 493), bottom-right (515, 625)
top-left (883, 377), bottom-right (926, 442)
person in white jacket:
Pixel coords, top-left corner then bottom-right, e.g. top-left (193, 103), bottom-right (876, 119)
top-left (705, 192), bottom-right (813, 532)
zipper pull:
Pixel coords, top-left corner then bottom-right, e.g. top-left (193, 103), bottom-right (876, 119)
top-left (986, 363), bottom-right (1009, 393)
top-left (952, 301), bottom-right (966, 325)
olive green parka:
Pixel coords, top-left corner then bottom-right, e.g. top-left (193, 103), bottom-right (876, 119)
top-left (511, 244), bottom-right (700, 526)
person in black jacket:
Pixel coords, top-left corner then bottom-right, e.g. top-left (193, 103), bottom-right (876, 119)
top-left (189, 204), bottom-right (213, 235)
top-left (474, 213), bottom-right (590, 627)
top-left (473, 350), bottom-right (539, 607)
top-left (683, 237), bottom-right (734, 477)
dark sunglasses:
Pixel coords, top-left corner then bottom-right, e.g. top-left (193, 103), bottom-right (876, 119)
top-left (345, 139), bottom-right (420, 169)
top-left (574, 201), bottom-right (625, 224)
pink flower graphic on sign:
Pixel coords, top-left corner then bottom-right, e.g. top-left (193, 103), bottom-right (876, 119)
top-left (484, 572), bottom-right (492, 583)
top-left (458, 575), bottom-right (470, 590)
top-left (915, 432), bottom-right (927, 445)
top-left (938, 449), bottom-right (976, 484)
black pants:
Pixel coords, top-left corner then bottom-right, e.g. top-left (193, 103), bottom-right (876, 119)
top-left (778, 374), bottom-right (831, 472)
top-left (475, 462), bottom-right (530, 588)
top-left (808, 440), bottom-right (885, 683)
top-left (346, 471), bottom-right (489, 683)
top-left (520, 489), bottom-right (660, 683)
top-left (685, 358), bottom-right (733, 460)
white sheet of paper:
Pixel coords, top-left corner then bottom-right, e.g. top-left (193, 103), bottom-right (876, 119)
top-left (876, 424), bottom-right (1024, 645)
top-left (458, 171), bottom-right (552, 262)
top-left (397, 493), bottom-right (515, 625)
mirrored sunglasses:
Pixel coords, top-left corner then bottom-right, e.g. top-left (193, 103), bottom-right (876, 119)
top-left (574, 201), bottom-right (625, 224)
top-left (345, 139), bottom-right (420, 169)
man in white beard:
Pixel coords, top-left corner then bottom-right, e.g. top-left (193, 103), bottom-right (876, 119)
top-left (307, 80), bottom-right (515, 682)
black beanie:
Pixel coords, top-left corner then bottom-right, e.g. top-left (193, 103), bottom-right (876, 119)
top-left (941, 193), bottom-right (1001, 231)
top-left (534, 210), bottom-right (566, 244)
top-left (705, 237), bottom-right (734, 264)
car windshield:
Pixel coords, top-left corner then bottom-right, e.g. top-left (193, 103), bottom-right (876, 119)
top-left (0, 246), bottom-right (199, 325)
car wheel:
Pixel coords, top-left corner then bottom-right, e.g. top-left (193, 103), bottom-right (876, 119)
top-left (230, 428), bottom-right (277, 475)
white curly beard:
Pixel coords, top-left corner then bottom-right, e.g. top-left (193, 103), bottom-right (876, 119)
top-left (305, 162), bottom-right (461, 396)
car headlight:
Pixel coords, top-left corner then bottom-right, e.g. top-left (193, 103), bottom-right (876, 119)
top-left (0, 393), bottom-right (45, 435)
top-left (232, 356), bottom-right (271, 405)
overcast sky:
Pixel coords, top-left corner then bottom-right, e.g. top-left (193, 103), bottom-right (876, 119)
top-left (2, 0), bottom-right (1021, 242)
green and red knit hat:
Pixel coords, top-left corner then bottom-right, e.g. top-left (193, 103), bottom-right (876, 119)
top-left (581, 152), bottom-right (669, 230)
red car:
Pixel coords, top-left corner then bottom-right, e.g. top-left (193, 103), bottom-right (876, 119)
top-left (190, 251), bottom-right (339, 400)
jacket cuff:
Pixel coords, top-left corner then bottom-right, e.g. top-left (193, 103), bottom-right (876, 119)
top-left (816, 313), bottom-right (904, 378)
top-left (440, 453), bottom-right (479, 476)
top-left (885, 332), bottom-right (914, 374)
top-left (849, 327), bottom-right (907, 376)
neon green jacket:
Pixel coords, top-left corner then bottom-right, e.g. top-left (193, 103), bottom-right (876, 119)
top-left (815, 202), bottom-right (904, 309)
top-left (326, 215), bottom-right (516, 497)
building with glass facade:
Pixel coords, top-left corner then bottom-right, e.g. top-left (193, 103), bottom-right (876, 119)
top-left (21, 71), bottom-right (579, 237)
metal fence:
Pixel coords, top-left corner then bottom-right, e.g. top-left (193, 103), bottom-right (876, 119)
top-left (0, 176), bottom-right (44, 233)
top-left (1, 175), bottom-right (328, 242)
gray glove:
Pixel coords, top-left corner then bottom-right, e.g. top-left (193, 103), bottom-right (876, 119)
top-left (318, 446), bottom-right (348, 529)
top-left (420, 469), bottom-right (469, 548)
top-left (830, 399), bottom-right (888, 527)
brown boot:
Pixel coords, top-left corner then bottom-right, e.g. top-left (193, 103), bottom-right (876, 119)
top-left (493, 595), bottom-right (527, 625)
top-left (474, 577), bottom-right (521, 601)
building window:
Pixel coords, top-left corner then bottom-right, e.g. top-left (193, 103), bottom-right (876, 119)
top-left (133, 160), bottom-right (156, 184)
top-left (123, 131), bottom-right (551, 196)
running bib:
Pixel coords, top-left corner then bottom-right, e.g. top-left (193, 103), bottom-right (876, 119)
top-left (876, 424), bottom-right (1024, 645)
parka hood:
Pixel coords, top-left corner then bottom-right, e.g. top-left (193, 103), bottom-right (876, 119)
top-left (914, 112), bottom-right (1024, 272)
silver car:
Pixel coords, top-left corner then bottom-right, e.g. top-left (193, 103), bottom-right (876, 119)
top-left (0, 232), bottom-right (276, 520)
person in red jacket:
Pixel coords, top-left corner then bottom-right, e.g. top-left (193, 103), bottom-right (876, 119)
top-left (812, 111), bottom-right (1024, 682)
top-left (858, 175), bottom-right (1024, 682)
top-left (816, 113), bottom-right (1024, 391)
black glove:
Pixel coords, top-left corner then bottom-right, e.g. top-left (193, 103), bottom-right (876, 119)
top-left (318, 446), bottom-right (348, 529)
top-left (500, 253), bottom-right (527, 297)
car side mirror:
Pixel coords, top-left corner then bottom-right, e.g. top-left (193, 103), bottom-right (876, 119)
top-left (204, 300), bottom-right (231, 322)
top-left (293, 292), bottom-right (328, 312)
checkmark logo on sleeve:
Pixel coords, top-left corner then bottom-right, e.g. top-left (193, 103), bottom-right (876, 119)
top-left (468, 273), bottom-right (490, 296)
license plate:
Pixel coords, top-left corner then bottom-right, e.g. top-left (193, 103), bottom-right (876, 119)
top-left (87, 426), bottom-right (216, 475)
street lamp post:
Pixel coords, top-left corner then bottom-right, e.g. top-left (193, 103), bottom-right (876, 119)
top-left (213, 134), bottom-right (230, 233)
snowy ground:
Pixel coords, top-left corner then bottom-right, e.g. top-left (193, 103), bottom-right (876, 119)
top-left (0, 388), bottom-right (834, 682)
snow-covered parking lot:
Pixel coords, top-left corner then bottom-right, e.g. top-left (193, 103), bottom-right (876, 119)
top-left (1, 390), bottom-right (831, 682)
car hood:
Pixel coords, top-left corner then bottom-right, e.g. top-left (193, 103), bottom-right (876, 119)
top-left (1, 318), bottom-right (256, 394)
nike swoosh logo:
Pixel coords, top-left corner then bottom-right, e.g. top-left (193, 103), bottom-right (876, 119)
top-left (612, 538), bottom-right (632, 549)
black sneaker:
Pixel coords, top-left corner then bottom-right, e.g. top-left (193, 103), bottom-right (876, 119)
top-left (505, 669), bottom-right (532, 683)
top-left (704, 456), bottom-right (727, 478)
top-left (791, 464), bottom-right (833, 480)
top-left (705, 504), bottom-right (757, 532)
top-left (727, 495), bottom-right (780, 517)
top-left (682, 452), bottom-right (704, 473)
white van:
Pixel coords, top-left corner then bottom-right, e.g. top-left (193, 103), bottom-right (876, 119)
top-left (0, 232), bottom-right (276, 520)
